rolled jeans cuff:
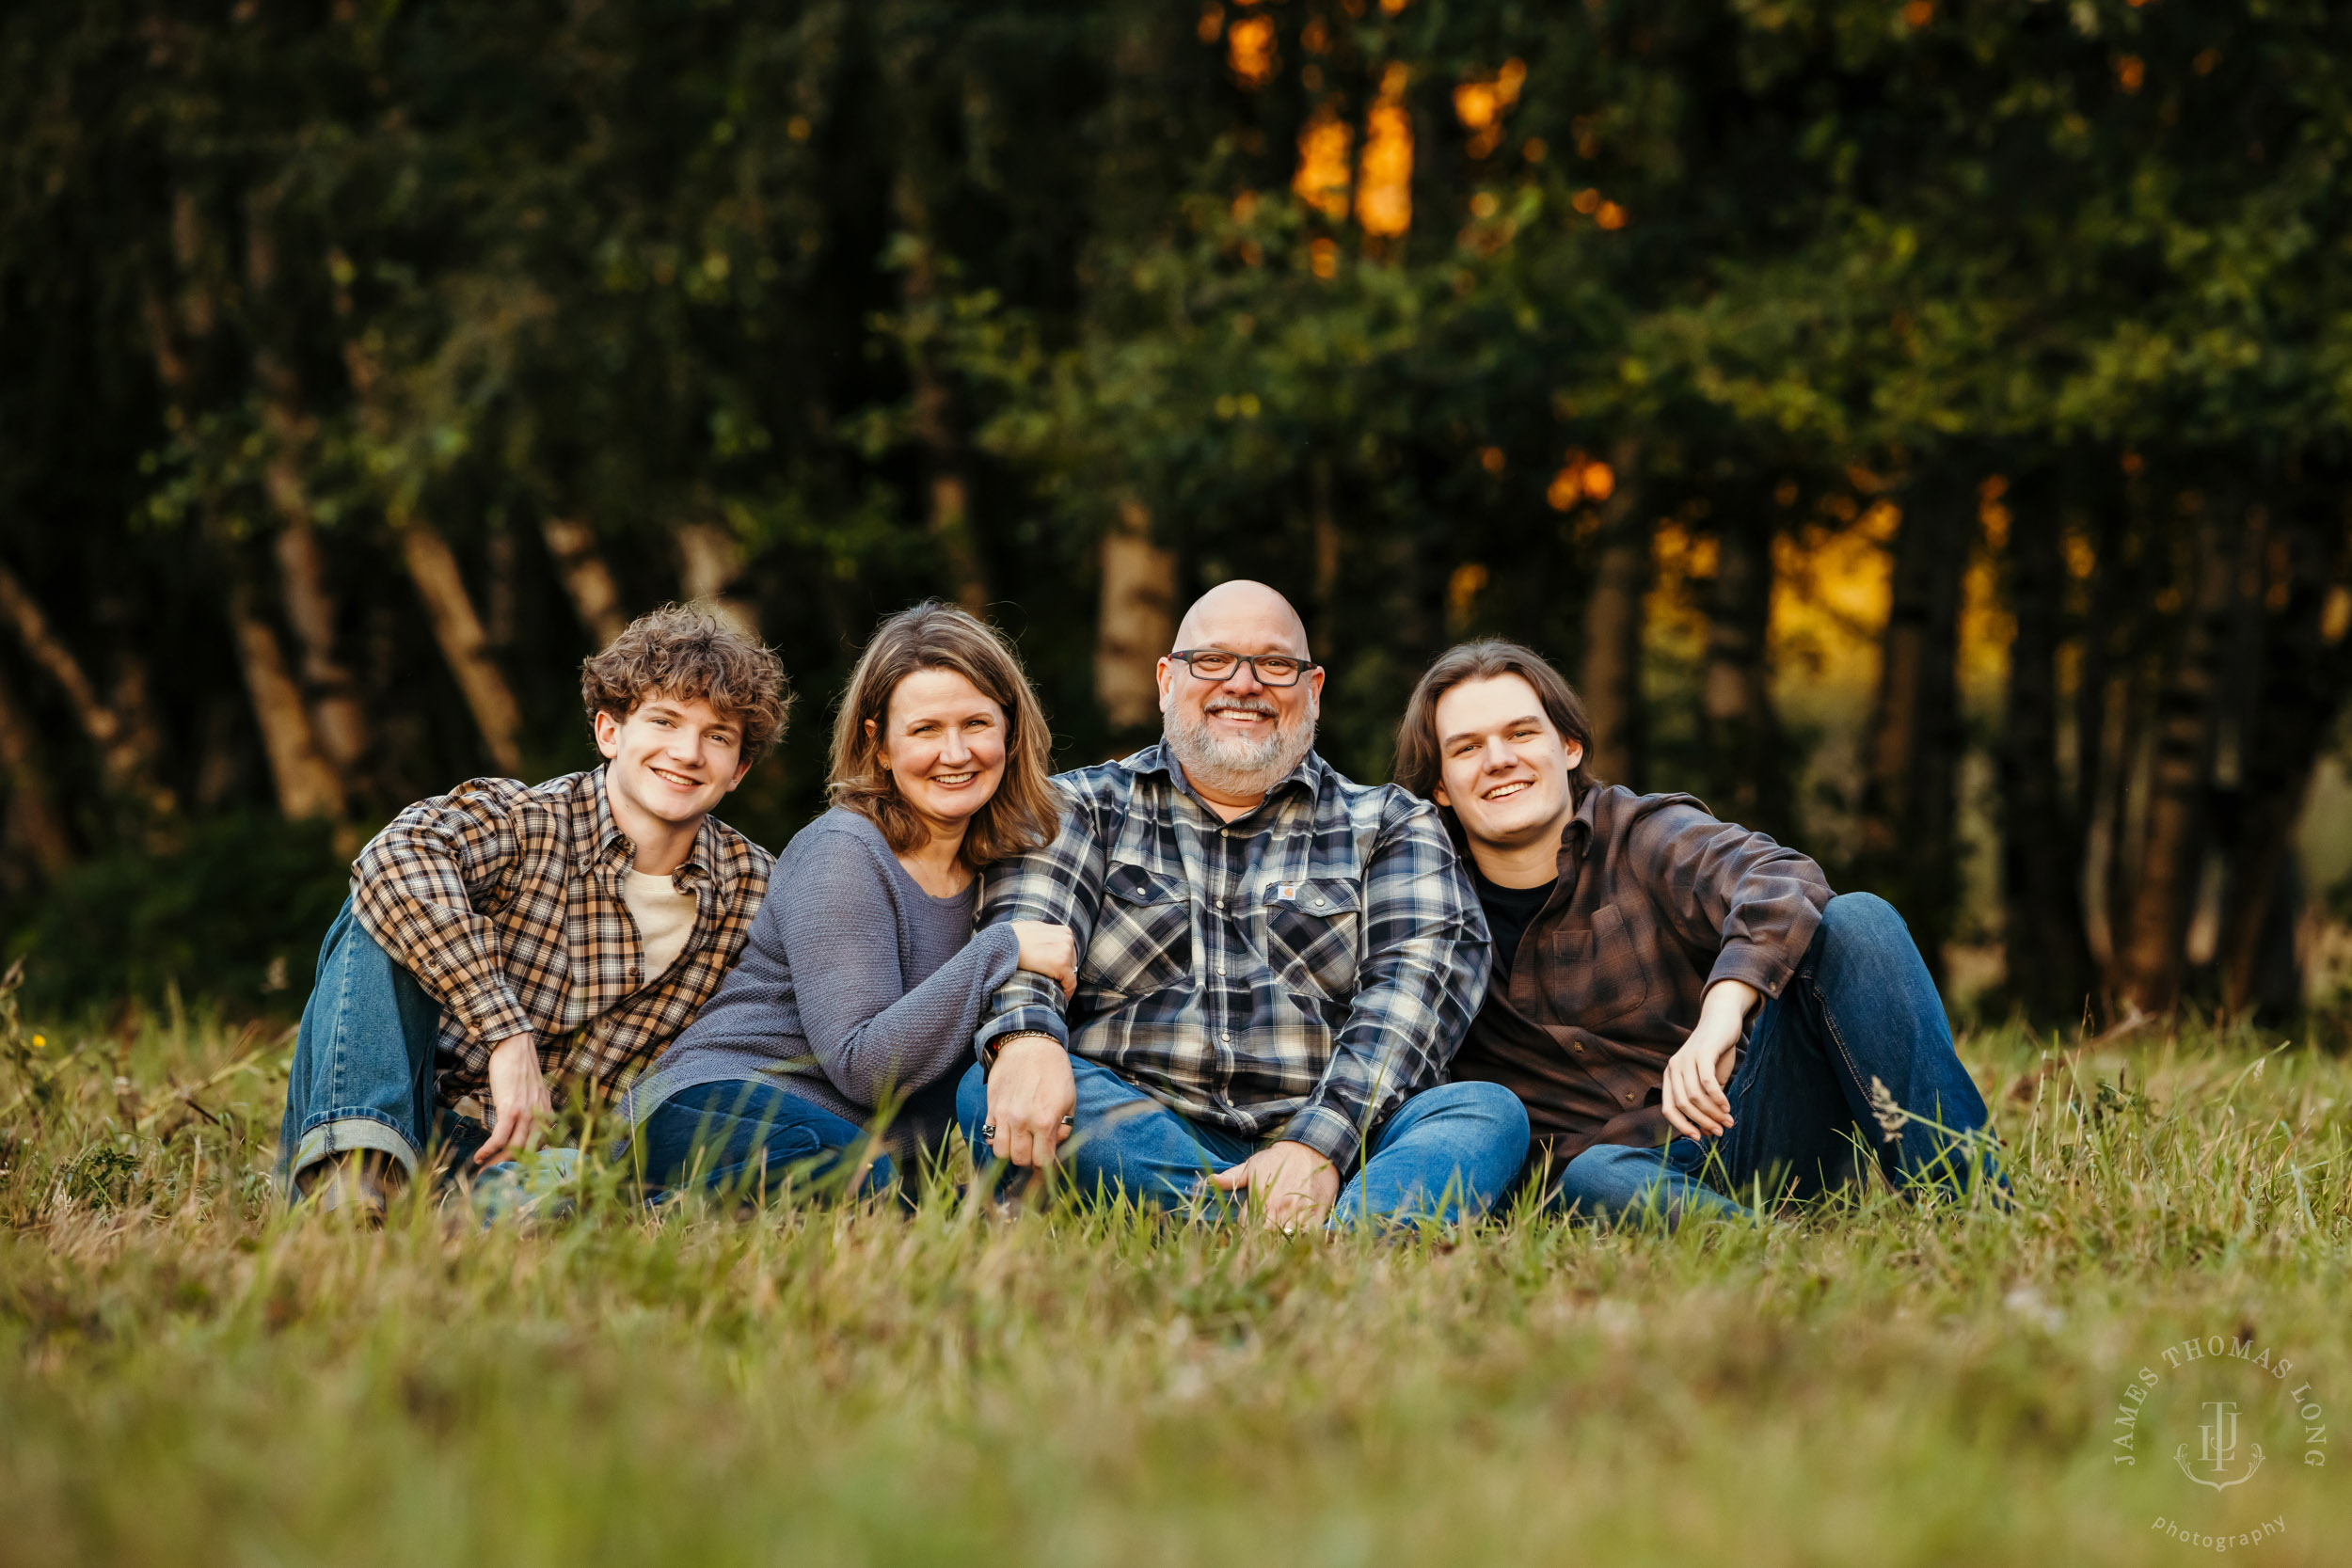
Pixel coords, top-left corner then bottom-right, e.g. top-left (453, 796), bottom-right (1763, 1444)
top-left (287, 1115), bottom-right (422, 1193)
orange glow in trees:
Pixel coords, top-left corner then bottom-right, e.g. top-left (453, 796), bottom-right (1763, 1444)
top-left (1293, 107), bottom-right (1354, 219)
top-left (1358, 63), bottom-right (1413, 238)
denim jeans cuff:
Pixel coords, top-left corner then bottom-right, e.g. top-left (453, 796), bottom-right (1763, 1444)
top-left (285, 1116), bottom-right (422, 1197)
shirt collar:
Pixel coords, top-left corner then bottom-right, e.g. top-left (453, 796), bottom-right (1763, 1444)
top-left (576, 766), bottom-right (722, 889)
top-left (1131, 739), bottom-right (1327, 821)
top-left (1554, 781), bottom-right (1603, 872)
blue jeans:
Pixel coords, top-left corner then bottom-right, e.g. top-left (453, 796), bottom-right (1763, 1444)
top-left (955, 1055), bottom-right (1530, 1225)
top-left (1546, 893), bottom-right (2004, 1226)
top-left (278, 897), bottom-right (485, 1192)
top-left (633, 1080), bottom-right (891, 1201)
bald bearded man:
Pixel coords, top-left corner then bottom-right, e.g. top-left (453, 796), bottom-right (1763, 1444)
top-left (957, 581), bottom-right (1527, 1228)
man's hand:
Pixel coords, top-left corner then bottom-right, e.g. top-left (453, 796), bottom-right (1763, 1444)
top-left (1661, 979), bottom-right (1759, 1140)
top-left (1008, 921), bottom-right (1078, 999)
top-left (985, 1034), bottom-right (1077, 1168)
top-left (1209, 1140), bottom-right (1339, 1231)
top-left (473, 1033), bottom-right (553, 1167)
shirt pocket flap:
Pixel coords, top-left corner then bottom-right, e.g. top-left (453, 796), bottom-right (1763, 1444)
top-left (1260, 878), bottom-right (1361, 916)
top-left (1104, 862), bottom-right (1187, 907)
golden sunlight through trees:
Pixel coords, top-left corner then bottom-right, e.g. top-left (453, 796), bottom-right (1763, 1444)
top-left (1227, 11), bottom-right (1277, 88)
top-left (1452, 58), bottom-right (1526, 160)
top-left (1547, 451), bottom-right (1614, 511)
top-left (1357, 62), bottom-right (1413, 238)
top-left (1293, 107), bottom-right (1353, 220)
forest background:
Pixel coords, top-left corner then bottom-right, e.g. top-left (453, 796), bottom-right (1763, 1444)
top-left (4, 0), bottom-right (2351, 1033)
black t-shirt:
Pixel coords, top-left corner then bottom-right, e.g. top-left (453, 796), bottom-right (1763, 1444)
top-left (1470, 863), bottom-right (1555, 983)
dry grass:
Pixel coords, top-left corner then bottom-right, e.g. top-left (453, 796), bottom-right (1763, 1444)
top-left (0, 994), bottom-right (2346, 1567)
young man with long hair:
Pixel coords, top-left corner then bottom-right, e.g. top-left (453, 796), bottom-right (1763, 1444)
top-left (1393, 640), bottom-right (2001, 1223)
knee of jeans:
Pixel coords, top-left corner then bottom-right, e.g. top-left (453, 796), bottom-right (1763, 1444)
top-left (1460, 1082), bottom-right (1531, 1139)
top-left (1822, 890), bottom-right (1904, 941)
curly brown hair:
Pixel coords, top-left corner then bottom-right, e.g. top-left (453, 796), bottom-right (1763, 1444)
top-left (827, 602), bottom-right (1059, 870)
top-left (580, 602), bottom-right (794, 766)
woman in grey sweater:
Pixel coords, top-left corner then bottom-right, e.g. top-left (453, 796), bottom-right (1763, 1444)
top-left (627, 602), bottom-right (1071, 1199)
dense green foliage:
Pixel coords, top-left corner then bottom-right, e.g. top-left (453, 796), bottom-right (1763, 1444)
top-left (4, 1), bottom-right (2350, 1018)
top-left (1, 1000), bottom-right (2346, 1563)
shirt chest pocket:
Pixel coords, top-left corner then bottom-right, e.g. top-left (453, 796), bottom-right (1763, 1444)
top-left (1263, 879), bottom-right (1363, 1004)
top-left (1537, 902), bottom-right (1653, 1029)
top-left (1082, 863), bottom-right (1194, 1003)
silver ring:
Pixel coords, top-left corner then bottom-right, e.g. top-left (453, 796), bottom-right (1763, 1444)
top-left (981, 1123), bottom-right (996, 1140)
top-left (1059, 1115), bottom-right (1074, 1127)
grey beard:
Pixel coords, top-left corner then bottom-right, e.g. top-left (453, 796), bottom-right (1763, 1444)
top-left (1164, 702), bottom-right (1316, 800)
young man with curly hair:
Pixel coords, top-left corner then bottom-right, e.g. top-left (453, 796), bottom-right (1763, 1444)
top-left (278, 603), bottom-right (791, 1220)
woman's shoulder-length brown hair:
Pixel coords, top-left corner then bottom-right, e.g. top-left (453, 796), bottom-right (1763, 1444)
top-left (1393, 639), bottom-right (1597, 806)
top-left (826, 601), bottom-right (1059, 869)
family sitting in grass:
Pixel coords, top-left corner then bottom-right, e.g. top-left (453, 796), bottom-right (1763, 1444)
top-left (279, 582), bottom-right (2001, 1228)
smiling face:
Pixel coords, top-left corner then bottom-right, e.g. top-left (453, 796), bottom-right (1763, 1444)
top-left (1157, 580), bottom-right (1323, 804)
top-left (1430, 673), bottom-right (1582, 856)
top-left (596, 693), bottom-right (752, 832)
top-left (868, 666), bottom-right (1009, 840)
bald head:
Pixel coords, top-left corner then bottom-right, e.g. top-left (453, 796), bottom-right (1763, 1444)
top-left (1171, 580), bottom-right (1311, 660)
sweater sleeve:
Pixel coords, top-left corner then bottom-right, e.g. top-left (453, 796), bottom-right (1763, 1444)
top-left (779, 825), bottom-right (1024, 1109)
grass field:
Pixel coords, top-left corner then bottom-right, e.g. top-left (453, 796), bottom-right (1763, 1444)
top-left (1, 994), bottom-right (2345, 1567)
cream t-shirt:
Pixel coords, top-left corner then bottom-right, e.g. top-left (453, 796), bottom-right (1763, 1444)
top-left (623, 868), bottom-right (700, 984)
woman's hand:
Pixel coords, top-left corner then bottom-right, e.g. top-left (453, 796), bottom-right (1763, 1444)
top-left (1009, 921), bottom-right (1078, 999)
top-left (985, 1033), bottom-right (1077, 1167)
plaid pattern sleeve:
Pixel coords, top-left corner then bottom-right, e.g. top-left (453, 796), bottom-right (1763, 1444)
top-left (974, 782), bottom-right (1108, 1056)
top-left (1277, 793), bottom-right (1491, 1166)
top-left (351, 778), bottom-right (539, 1048)
top-left (351, 769), bottom-right (773, 1102)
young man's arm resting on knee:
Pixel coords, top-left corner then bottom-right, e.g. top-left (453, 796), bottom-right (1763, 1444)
top-left (351, 783), bottom-right (554, 1166)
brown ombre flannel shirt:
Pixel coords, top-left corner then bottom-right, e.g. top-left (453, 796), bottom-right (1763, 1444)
top-left (349, 769), bottom-right (771, 1107)
top-left (1448, 784), bottom-right (1832, 1164)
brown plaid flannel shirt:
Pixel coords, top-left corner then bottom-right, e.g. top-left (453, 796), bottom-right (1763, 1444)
top-left (350, 768), bottom-right (771, 1107)
top-left (1448, 784), bottom-right (1832, 1164)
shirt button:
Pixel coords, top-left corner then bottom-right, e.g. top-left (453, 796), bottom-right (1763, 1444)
top-left (1570, 1042), bottom-right (1584, 1053)
top-left (1221, 1031), bottom-right (1232, 1042)
top-left (1623, 1092), bottom-right (1637, 1103)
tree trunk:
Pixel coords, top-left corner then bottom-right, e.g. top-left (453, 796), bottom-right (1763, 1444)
top-left (1096, 499), bottom-right (1177, 733)
top-left (1855, 472), bottom-right (1971, 985)
top-left (1699, 501), bottom-right (1788, 833)
top-left (1578, 439), bottom-right (1647, 789)
top-left (399, 522), bottom-right (527, 777)
top-left (676, 521), bottom-right (759, 634)
top-left (0, 657), bottom-right (72, 880)
top-left (0, 558), bottom-right (173, 818)
top-left (2216, 486), bottom-right (2352, 1014)
top-left (541, 517), bottom-right (629, 646)
top-left (1997, 475), bottom-right (2094, 1023)
top-left (2116, 499), bottom-right (2235, 1013)
top-left (227, 578), bottom-right (345, 822)
top-left (270, 517), bottom-right (370, 784)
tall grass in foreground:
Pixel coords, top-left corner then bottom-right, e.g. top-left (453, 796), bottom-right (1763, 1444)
top-left (0, 998), bottom-right (2345, 1567)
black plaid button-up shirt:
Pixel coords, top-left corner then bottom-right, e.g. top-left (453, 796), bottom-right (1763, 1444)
top-left (350, 768), bottom-right (771, 1106)
top-left (975, 743), bottom-right (1490, 1173)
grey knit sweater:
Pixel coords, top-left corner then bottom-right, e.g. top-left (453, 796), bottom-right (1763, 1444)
top-left (625, 808), bottom-right (1021, 1146)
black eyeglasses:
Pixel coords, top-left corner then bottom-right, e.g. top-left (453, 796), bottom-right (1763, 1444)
top-left (1169, 649), bottom-right (1318, 687)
